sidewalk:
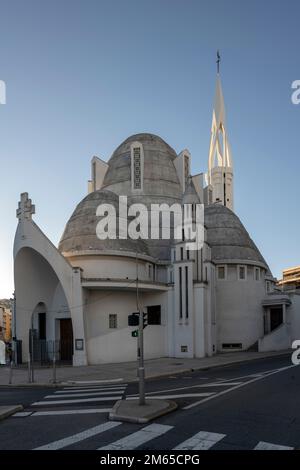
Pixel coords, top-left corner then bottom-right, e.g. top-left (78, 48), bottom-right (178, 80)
top-left (0, 350), bottom-right (291, 387)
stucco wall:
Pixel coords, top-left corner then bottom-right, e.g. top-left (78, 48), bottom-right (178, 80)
top-left (216, 264), bottom-right (265, 351)
top-left (84, 289), bottom-right (167, 364)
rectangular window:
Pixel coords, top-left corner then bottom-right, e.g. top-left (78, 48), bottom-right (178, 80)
top-left (266, 281), bottom-right (271, 293)
top-left (238, 265), bottom-right (247, 281)
top-left (187, 248), bottom-right (190, 260)
top-left (180, 247), bottom-right (184, 260)
top-left (217, 265), bottom-right (226, 280)
top-left (181, 345), bottom-right (188, 353)
top-left (179, 267), bottom-right (182, 319)
top-left (147, 305), bottom-right (161, 325)
top-left (185, 266), bottom-right (189, 319)
top-left (255, 267), bottom-right (260, 281)
top-left (109, 314), bottom-right (117, 329)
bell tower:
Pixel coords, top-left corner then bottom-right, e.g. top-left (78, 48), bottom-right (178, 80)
top-left (207, 52), bottom-right (234, 211)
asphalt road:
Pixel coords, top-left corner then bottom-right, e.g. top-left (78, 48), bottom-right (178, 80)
top-left (0, 354), bottom-right (299, 450)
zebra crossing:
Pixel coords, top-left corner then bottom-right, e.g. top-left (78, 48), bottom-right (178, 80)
top-left (32, 421), bottom-right (295, 450)
top-left (14, 382), bottom-right (128, 417)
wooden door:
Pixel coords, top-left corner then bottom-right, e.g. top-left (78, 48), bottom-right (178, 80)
top-left (60, 319), bottom-right (73, 361)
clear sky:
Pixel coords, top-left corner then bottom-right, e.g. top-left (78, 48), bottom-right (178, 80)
top-left (0, 0), bottom-right (299, 298)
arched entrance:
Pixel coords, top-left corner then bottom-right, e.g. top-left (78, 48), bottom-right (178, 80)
top-left (14, 247), bottom-right (74, 364)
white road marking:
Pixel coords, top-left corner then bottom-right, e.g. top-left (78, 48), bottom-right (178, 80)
top-left (127, 381), bottom-right (238, 398)
top-left (32, 396), bottom-right (122, 406)
top-left (126, 393), bottom-right (215, 400)
top-left (184, 364), bottom-right (296, 410)
top-left (174, 431), bottom-right (226, 450)
top-left (13, 412), bottom-right (33, 417)
top-left (254, 441), bottom-right (294, 450)
top-left (67, 379), bottom-right (123, 384)
top-left (45, 390), bottom-right (123, 398)
top-left (198, 382), bottom-right (242, 387)
top-left (58, 386), bottom-right (126, 393)
top-left (35, 421), bottom-right (122, 450)
top-left (99, 423), bottom-right (173, 450)
top-left (32, 408), bottom-right (112, 416)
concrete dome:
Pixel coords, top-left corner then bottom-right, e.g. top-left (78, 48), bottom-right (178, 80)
top-left (205, 204), bottom-right (269, 268)
top-left (59, 189), bottom-right (150, 256)
top-left (59, 134), bottom-right (184, 260)
top-left (102, 133), bottom-right (182, 202)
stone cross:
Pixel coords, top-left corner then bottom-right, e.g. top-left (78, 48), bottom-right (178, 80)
top-left (16, 192), bottom-right (35, 221)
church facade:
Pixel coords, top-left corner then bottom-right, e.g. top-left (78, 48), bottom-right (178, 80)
top-left (13, 74), bottom-right (298, 366)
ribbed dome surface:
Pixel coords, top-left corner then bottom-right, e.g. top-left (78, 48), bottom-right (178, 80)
top-left (205, 204), bottom-right (268, 268)
top-left (59, 189), bottom-right (150, 256)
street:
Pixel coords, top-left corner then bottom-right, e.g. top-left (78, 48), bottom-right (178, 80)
top-left (0, 354), bottom-right (299, 450)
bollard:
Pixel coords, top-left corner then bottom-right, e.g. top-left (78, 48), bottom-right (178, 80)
top-left (52, 354), bottom-right (56, 384)
top-left (9, 361), bottom-right (13, 385)
top-left (28, 353), bottom-right (31, 383)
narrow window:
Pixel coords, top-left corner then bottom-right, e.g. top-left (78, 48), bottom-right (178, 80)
top-left (238, 265), bottom-right (247, 281)
top-left (179, 267), bottom-right (182, 319)
top-left (187, 248), bottom-right (190, 260)
top-left (217, 265), bottom-right (226, 280)
top-left (131, 142), bottom-right (144, 191)
top-left (133, 147), bottom-right (141, 189)
top-left (109, 314), bottom-right (117, 329)
top-left (185, 266), bottom-right (189, 319)
top-left (184, 155), bottom-right (189, 184)
top-left (180, 247), bottom-right (184, 260)
top-left (255, 267), bottom-right (260, 281)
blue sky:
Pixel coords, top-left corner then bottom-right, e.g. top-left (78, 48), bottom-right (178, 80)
top-left (0, 0), bottom-right (299, 297)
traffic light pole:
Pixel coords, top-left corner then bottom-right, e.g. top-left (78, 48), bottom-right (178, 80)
top-left (136, 253), bottom-right (145, 406)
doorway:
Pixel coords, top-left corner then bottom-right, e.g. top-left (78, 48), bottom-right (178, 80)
top-left (270, 307), bottom-right (283, 332)
top-left (59, 319), bottom-right (73, 361)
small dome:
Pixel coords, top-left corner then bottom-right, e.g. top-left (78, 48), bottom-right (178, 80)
top-left (205, 204), bottom-right (269, 268)
top-left (59, 189), bottom-right (150, 256)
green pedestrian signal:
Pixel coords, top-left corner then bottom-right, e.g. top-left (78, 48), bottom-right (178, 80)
top-left (131, 329), bottom-right (139, 337)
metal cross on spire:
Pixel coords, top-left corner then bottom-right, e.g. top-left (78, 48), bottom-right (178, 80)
top-left (216, 50), bottom-right (221, 74)
top-left (16, 192), bottom-right (35, 221)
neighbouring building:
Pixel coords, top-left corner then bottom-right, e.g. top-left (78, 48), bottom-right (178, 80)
top-left (13, 69), bottom-right (298, 366)
top-left (0, 302), bottom-right (12, 342)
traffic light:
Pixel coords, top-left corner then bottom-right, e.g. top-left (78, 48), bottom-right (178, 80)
top-left (128, 313), bottom-right (139, 326)
top-left (143, 312), bottom-right (148, 329)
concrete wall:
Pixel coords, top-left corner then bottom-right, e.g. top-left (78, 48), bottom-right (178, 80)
top-left (216, 264), bottom-right (265, 351)
top-left (258, 323), bottom-right (291, 352)
top-left (84, 289), bottom-right (167, 364)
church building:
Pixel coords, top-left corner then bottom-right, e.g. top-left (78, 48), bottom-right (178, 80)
top-left (14, 71), bottom-right (298, 366)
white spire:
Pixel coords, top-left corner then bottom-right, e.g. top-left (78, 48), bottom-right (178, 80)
top-left (207, 56), bottom-right (234, 210)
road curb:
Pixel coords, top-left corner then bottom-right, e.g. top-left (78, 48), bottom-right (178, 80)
top-left (0, 405), bottom-right (23, 421)
top-left (109, 399), bottom-right (178, 424)
top-left (0, 351), bottom-right (291, 388)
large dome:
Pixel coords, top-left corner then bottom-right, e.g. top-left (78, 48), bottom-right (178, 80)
top-left (59, 133), bottom-right (183, 259)
top-left (205, 204), bottom-right (269, 269)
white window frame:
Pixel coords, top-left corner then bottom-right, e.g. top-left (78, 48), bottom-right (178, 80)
top-left (217, 265), bottom-right (227, 281)
top-left (131, 142), bottom-right (144, 192)
top-left (109, 314), bottom-right (118, 329)
top-left (238, 265), bottom-right (247, 281)
top-left (255, 267), bottom-right (260, 281)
